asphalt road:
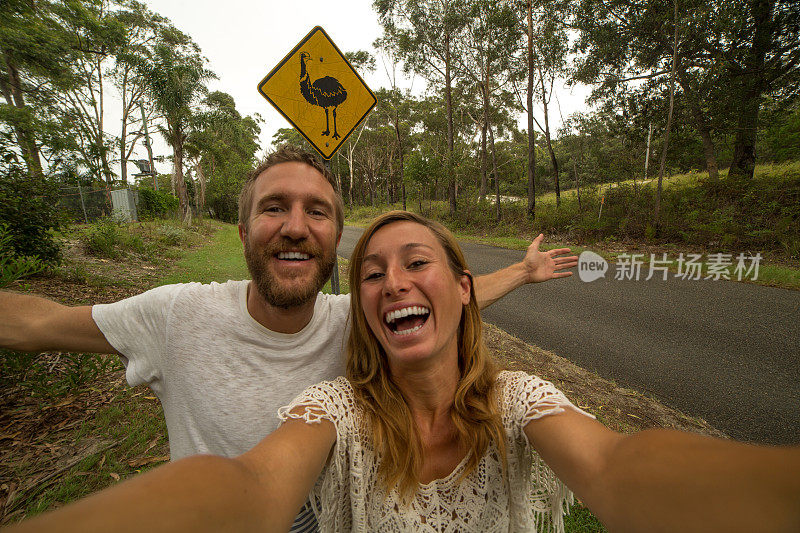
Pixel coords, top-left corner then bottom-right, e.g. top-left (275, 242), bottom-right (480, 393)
top-left (338, 226), bottom-right (800, 445)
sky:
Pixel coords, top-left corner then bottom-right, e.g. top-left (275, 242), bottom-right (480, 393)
top-left (130, 0), bottom-right (592, 171)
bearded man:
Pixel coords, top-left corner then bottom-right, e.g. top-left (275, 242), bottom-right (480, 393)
top-left (0, 144), bottom-right (577, 532)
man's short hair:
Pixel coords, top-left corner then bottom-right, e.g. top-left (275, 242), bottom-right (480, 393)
top-left (238, 144), bottom-right (344, 235)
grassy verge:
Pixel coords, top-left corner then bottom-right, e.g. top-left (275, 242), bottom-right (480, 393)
top-left (157, 222), bottom-right (249, 285)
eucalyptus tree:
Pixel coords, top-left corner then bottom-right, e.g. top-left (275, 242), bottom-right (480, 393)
top-left (187, 91), bottom-right (261, 221)
top-left (134, 28), bottom-right (215, 222)
top-left (455, 0), bottom-right (520, 219)
top-left (572, 0), bottom-right (800, 180)
top-left (112, 0), bottom-right (171, 184)
top-left (0, 0), bottom-right (88, 178)
top-left (57, 0), bottom-right (127, 184)
top-left (374, 0), bottom-right (469, 214)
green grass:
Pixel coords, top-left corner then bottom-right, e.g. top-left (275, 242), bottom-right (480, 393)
top-left (157, 222), bottom-right (249, 285)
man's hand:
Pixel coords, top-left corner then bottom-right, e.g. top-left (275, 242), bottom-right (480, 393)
top-left (522, 234), bottom-right (578, 283)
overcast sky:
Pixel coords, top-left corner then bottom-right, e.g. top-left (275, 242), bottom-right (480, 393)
top-left (131, 0), bottom-right (591, 169)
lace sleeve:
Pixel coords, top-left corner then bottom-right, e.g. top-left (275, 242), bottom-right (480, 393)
top-left (277, 376), bottom-right (355, 430)
top-left (500, 371), bottom-right (595, 429)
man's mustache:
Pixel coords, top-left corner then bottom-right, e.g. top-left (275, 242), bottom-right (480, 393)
top-left (261, 239), bottom-right (324, 259)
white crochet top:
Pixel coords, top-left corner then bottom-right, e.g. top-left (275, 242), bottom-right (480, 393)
top-left (278, 371), bottom-right (594, 533)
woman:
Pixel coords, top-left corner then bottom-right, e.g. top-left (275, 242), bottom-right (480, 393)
top-left (7, 211), bottom-right (800, 533)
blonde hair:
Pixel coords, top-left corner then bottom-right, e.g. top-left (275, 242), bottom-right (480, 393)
top-left (346, 211), bottom-right (506, 502)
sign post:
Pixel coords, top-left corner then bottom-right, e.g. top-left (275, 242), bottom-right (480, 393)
top-left (258, 26), bottom-right (376, 294)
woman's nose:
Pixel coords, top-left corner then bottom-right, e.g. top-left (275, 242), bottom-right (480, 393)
top-left (383, 266), bottom-right (411, 296)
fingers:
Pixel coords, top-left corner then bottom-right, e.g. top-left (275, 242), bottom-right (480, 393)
top-left (529, 233), bottom-right (544, 251)
top-left (552, 271), bottom-right (573, 278)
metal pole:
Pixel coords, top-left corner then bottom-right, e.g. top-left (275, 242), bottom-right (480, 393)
top-left (323, 159), bottom-right (340, 295)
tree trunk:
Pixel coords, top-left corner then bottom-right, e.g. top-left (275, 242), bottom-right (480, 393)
top-left (488, 123), bottom-right (500, 222)
top-left (1, 53), bottom-right (44, 178)
top-left (728, 0), bottom-right (776, 180)
top-left (171, 126), bottom-right (190, 224)
top-left (445, 25), bottom-right (456, 215)
top-left (195, 159), bottom-right (206, 216)
top-left (677, 71), bottom-right (719, 180)
top-left (526, 0), bottom-right (536, 219)
top-left (480, 120), bottom-right (488, 199)
top-left (654, 1), bottom-right (679, 229)
top-left (539, 73), bottom-right (560, 207)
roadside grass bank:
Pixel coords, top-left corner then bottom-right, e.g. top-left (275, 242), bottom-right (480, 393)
top-left (1, 219), bottom-right (724, 531)
top-left (346, 162), bottom-right (800, 290)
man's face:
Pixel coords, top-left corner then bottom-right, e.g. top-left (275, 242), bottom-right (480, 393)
top-left (239, 162), bottom-right (340, 309)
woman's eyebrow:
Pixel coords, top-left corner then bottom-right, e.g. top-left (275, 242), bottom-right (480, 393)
top-left (361, 243), bottom-right (435, 265)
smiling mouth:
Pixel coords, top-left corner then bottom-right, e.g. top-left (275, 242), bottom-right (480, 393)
top-left (384, 305), bottom-right (431, 336)
top-left (276, 251), bottom-right (312, 261)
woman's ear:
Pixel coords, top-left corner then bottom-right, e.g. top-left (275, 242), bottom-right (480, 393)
top-left (459, 270), bottom-right (472, 306)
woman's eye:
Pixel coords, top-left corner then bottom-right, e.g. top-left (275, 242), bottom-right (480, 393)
top-left (408, 260), bottom-right (428, 269)
top-left (363, 272), bottom-right (384, 281)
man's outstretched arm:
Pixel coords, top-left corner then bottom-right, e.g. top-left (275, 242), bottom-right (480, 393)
top-left (473, 234), bottom-right (578, 309)
top-left (0, 291), bottom-right (118, 354)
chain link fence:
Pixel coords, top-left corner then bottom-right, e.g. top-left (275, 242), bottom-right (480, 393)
top-left (57, 185), bottom-right (140, 223)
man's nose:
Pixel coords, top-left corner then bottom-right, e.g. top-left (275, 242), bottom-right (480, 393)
top-left (280, 207), bottom-right (311, 240)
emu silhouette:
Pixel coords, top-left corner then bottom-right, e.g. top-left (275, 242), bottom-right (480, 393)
top-left (299, 52), bottom-right (347, 139)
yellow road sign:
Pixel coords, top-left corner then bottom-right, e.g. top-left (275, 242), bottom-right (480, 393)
top-left (257, 26), bottom-right (377, 160)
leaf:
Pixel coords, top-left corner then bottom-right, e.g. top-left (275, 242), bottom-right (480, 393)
top-left (109, 472), bottom-right (120, 481)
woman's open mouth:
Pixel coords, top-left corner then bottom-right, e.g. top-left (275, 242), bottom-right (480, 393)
top-left (384, 306), bottom-right (431, 336)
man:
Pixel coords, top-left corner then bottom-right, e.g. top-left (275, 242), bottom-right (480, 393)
top-left (0, 145), bottom-right (577, 531)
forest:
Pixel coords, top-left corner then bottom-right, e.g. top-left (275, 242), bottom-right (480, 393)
top-left (1, 0), bottom-right (799, 267)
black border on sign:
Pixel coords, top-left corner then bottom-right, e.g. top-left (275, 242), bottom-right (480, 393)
top-left (257, 25), bottom-right (377, 160)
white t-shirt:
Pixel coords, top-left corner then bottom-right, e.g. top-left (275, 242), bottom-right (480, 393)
top-left (93, 280), bottom-right (350, 460)
top-left (279, 371), bottom-right (594, 533)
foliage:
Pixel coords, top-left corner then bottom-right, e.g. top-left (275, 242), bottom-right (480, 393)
top-left (0, 224), bottom-right (45, 288)
top-left (82, 217), bottom-right (121, 258)
top-left (137, 187), bottom-right (179, 219)
top-left (0, 167), bottom-right (61, 262)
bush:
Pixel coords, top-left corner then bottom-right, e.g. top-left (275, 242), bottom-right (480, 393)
top-left (137, 187), bottom-right (179, 219)
top-left (83, 217), bottom-right (120, 258)
top-left (156, 224), bottom-right (186, 246)
top-left (0, 223), bottom-right (45, 287)
top-left (0, 167), bottom-right (61, 263)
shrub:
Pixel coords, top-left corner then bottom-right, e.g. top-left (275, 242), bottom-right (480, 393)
top-left (156, 224), bottom-right (186, 246)
top-left (83, 217), bottom-right (120, 258)
top-left (137, 187), bottom-right (179, 219)
top-left (0, 224), bottom-right (45, 287)
top-left (0, 167), bottom-right (61, 263)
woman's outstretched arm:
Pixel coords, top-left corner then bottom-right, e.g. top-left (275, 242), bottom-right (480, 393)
top-left (5, 416), bottom-right (336, 533)
top-left (525, 409), bottom-right (800, 533)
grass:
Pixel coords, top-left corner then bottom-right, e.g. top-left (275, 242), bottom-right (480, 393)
top-left (157, 222), bottom-right (249, 285)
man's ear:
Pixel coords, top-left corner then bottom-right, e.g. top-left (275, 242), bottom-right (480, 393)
top-left (460, 270), bottom-right (472, 306)
top-left (238, 223), bottom-right (247, 246)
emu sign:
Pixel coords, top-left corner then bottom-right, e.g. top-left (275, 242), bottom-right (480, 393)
top-left (257, 26), bottom-right (377, 160)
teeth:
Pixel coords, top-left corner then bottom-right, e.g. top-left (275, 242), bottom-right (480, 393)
top-left (384, 305), bottom-right (430, 325)
top-left (278, 251), bottom-right (310, 260)
top-left (394, 323), bottom-right (424, 336)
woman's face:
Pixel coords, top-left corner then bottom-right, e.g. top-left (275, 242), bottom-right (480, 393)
top-left (358, 221), bottom-right (471, 369)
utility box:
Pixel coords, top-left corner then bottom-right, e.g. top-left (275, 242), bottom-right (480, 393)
top-left (111, 188), bottom-right (138, 222)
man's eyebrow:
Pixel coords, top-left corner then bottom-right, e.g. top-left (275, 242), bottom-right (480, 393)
top-left (361, 243), bottom-right (435, 265)
top-left (255, 193), bottom-right (334, 210)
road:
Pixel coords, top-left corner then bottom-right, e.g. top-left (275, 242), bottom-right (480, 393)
top-left (338, 226), bottom-right (800, 445)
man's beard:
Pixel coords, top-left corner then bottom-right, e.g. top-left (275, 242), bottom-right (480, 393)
top-left (243, 237), bottom-right (336, 309)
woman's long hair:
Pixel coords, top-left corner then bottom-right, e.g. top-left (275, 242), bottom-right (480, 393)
top-left (346, 211), bottom-right (507, 503)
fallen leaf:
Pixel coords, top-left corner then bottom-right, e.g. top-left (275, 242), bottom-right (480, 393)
top-left (109, 472), bottom-right (120, 481)
top-left (627, 413), bottom-right (641, 419)
top-left (143, 396), bottom-right (157, 400)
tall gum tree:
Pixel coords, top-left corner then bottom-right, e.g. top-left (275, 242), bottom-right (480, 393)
top-left (134, 28), bottom-right (215, 223)
top-left (374, 0), bottom-right (468, 214)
